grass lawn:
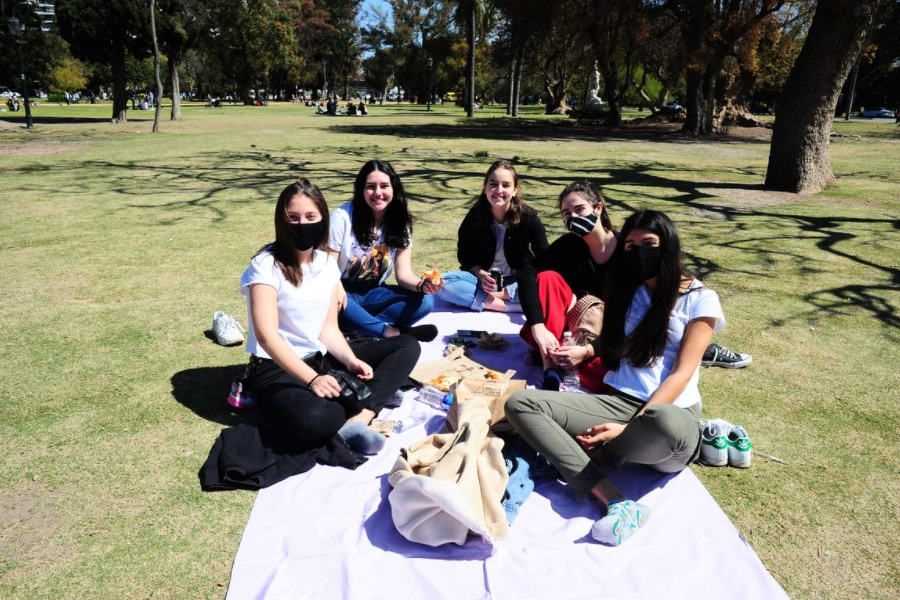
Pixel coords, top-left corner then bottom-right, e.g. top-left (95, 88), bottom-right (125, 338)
top-left (0, 101), bottom-right (898, 599)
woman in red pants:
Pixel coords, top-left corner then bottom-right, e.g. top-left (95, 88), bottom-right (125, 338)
top-left (517, 182), bottom-right (617, 391)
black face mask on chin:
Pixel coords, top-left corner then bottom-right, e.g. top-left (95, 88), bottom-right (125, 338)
top-left (623, 244), bottom-right (662, 281)
top-left (289, 221), bottom-right (325, 251)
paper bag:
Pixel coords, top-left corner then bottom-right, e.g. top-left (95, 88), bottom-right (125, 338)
top-left (410, 346), bottom-right (514, 390)
top-left (446, 375), bottom-right (526, 433)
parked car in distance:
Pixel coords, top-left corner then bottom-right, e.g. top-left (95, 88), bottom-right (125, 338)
top-left (664, 102), bottom-right (683, 111)
top-left (0, 87), bottom-right (20, 99)
top-left (858, 108), bottom-right (894, 118)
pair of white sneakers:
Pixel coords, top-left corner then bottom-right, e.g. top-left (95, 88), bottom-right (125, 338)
top-left (699, 419), bottom-right (752, 468)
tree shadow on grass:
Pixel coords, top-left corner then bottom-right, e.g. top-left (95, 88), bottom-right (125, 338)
top-left (331, 120), bottom-right (772, 145)
top-left (6, 144), bottom-right (895, 331)
top-left (171, 364), bottom-right (257, 427)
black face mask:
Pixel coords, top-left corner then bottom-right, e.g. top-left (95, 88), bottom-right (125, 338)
top-left (565, 213), bottom-right (598, 237)
top-left (289, 221), bottom-right (325, 251)
top-left (624, 245), bottom-right (662, 281)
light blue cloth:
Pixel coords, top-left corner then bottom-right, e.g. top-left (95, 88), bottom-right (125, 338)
top-left (438, 270), bottom-right (519, 312)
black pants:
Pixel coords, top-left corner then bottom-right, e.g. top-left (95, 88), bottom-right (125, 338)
top-left (254, 335), bottom-right (420, 451)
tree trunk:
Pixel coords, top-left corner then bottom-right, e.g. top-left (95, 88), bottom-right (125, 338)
top-left (765, 0), bottom-right (882, 193)
top-left (506, 56), bottom-right (514, 115)
top-left (683, 68), bottom-right (718, 135)
top-left (544, 81), bottom-right (568, 115)
top-left (466, 0), bottom-right (475, 117)
top-left (150, 0), bottom-right (162, 133)
top-left (600, 70), bottom-right (621, 125)
top-left (110, 48), bottom-right (128, 122)
top-left (169, 58), bottom-right (182, 121)
top-left (843, 55), bottom-right (860, 120)
top-left (512, 49), bottom-right (523, 117)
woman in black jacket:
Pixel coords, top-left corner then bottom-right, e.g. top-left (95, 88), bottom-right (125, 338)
top-left (438, 160), bottom-right (549, 312)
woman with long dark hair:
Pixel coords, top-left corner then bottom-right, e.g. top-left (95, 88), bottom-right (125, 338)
top-left (242, 179), bottom-right (420, 457)
top-left (517, 181), bottom-right (617, 391)
top-left (506, 210), bottom-right (725, 545)
top-left (438, 160), bottom-right (548, 312)
top-left (329, 160), bottom-right (442, 341)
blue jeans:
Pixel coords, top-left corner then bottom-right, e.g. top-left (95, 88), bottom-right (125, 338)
top-left (438, 270), bottom-right (518, 311)
top-left (340, 282), bottom-right (434, 337)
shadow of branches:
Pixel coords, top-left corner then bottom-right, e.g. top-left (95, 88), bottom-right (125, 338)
top-left (4, 143), bottom-right (895, 330)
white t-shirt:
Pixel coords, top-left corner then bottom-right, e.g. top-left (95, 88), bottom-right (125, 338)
top-left (240, 248), bottom-right (340, 359)
top-left (603, 279), bottom-right (725, 409)
top-left (329, 203), bottom-right (409, 286)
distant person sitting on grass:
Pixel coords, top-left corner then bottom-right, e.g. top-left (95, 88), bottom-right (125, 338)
top-left (328, 159), bottom-right (443, 342)
top-left (241, 179), bottom-right (419, 456)
top-left (438, 159), bottom-right (549, 313)
top-left (506, 209), bottom-right (725, 546)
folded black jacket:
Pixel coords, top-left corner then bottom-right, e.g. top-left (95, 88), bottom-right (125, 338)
top-left (199, 423), bottom-right (366, 492)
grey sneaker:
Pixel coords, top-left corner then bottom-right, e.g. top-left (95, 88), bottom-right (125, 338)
top-left (727, 425), bottom-right (752, 468)
top-left (702, 343), bottom-right (752, 368)
top-left (699, 419), bottom-right (731, 466)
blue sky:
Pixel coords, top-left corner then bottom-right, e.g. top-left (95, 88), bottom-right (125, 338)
top-left (360, 0), bottom-right (391, 28)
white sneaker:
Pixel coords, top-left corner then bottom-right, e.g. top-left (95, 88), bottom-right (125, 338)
top-left (699, 419), bottom-right (731, 466)
top-left (727, 425), bottom-right (752, 468)
top-left (213, 311), bottom-right (245, 346)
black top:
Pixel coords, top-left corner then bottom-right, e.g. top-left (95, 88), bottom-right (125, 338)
top-left (518, 231), bottom-right (620, 352)
top-left (456, 203), bottom-right (549, 273)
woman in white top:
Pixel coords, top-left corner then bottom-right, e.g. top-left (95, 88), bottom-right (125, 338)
top-left (506, 210), bottom-right (725, 545)
top-left (242, 179), bottom-right (420, 456)
top-left (329, 160), bottom-right (442, 342)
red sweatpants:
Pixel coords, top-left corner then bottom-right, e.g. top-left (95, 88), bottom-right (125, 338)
top-left (520, 270), bottom-right (608, 391)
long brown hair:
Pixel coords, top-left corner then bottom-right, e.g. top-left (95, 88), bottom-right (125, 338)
top-left (474, 159), bottom-right (526, 228)
top-left (257, 179), bottom-right (330, 287)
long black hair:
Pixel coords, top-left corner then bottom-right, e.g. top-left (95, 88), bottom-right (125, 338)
top-left (472, 159), bottom-right (528, 228)
top-left (601, 210), bottom-right (688, 370)
top-left (351, 159), bottom-right (412, 249)
top-left (257, 179), bottom-right (330, 287)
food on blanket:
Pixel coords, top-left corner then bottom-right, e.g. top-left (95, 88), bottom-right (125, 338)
top-left (444, 343), bottom-right (472, 357)
top-left (477, 332), bottom-right (510, 350)
top-left (428, 374), bottom-right (458, 392)
top-left (484, 370), bottom-right (503, 381)
top-left (368, 419), bottom-right (395, 437)
top-left (422, 269), bottom-right (443, 285)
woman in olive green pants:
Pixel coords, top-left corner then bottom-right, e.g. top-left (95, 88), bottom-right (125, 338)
top-left (505, 210), bottom-right (725, 545)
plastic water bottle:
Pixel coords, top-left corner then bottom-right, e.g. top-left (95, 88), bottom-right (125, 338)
top-left (417, 385), bottom-right (454, 412)
top-left (393, 411), bottom-right (428, 433)
top-left (560, 331), bottom-right (581, 392)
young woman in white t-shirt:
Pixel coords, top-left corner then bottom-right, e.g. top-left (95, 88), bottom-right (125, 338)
top-left (241, 179), bottom-right (420, 456)
top-left (505, 210), bottom-right (725, 545)
top-left (328, 160), bottom-right (443, 341)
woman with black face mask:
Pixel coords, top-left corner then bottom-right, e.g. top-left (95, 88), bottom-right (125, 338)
top-left (517, 181), bottom-right (618, 391)
top-left (506, 210), bottom-right (725, 546)
top-left (240, 179), bottom-right (420, 458)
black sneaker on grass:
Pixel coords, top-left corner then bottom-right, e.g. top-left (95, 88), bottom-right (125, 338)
top-left (701, 343), bottom-right (752, 369)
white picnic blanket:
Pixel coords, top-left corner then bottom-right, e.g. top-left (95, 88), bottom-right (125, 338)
top-left (226, 303), bottom-right (787, 600)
